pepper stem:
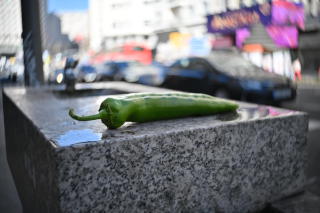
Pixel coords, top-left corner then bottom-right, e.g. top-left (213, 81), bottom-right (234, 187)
top-left (69, 108), bottom-right (107, 121)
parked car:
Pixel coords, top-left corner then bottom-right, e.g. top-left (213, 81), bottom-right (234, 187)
top-left (162, 51), bottom-right (296, 104)
top-left (0, 55), bottom-right (23, 83)
top-left (76, 65), bottom-right (97, 83)
top-left (0, 67), bottom-right (13, 83)
top-left (91, 43), bottom-right (152, 65)
top-left (122, 62), bottom-right (168, 86)
top-left (95, 61), bottom-right (133, 81)
top-left (48, 69), bottom-right (64, 84)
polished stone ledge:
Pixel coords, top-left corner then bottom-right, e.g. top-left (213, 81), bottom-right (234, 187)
top-left (3, 82), bottom-right (308, 213)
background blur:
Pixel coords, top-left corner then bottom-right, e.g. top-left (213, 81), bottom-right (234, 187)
top-left (1, 0), bottom-right (320, 84)
top-left (1, 0), bottom-right (320, 212)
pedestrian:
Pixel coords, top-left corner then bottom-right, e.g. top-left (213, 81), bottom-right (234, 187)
top-left (293, 58), bottom-right (302, 81)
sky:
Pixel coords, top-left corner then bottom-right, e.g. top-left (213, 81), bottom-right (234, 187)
top-left (48, 0), bottom-right (88, 12)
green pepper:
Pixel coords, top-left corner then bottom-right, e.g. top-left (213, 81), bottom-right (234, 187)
top-left (69, 92), bottom-right (238, 129)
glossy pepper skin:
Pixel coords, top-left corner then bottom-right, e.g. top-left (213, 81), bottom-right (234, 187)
top-left (69, 92), bottom-right (239, 129)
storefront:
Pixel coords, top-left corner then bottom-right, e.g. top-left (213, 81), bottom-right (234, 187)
top-left (206, 0), bottom-right (304, 80)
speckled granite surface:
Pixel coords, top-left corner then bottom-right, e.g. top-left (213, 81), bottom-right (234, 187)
top-left (3, 82), bottom-right (308, 213)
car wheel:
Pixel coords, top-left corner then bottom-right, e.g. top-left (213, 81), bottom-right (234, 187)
top-left (214, 89), bottom-right (230, 99)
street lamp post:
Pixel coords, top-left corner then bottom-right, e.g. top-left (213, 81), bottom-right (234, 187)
top-left (20, 0), bottom-right (44, 86)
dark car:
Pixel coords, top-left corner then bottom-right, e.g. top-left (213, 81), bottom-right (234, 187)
top-left (76, 65), bottom-right (97, 83)
top-left (162, 51), bottom-right (296, 104)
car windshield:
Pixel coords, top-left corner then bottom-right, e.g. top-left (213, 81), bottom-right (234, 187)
top-left (208, 52), bottom-right (259, 75)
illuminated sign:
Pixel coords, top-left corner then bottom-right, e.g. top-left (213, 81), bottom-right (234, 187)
top-left (207, 3), bottom-right (272, 33)
top-left (236, 26), bottom-right (298, 48)
top-left (272, 0), bottom-right (304, 29)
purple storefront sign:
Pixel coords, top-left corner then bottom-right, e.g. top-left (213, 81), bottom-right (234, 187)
top-left (272, 0), bottom-right (304, 29)
top-left (236, 26), bottom-right (298, 48)
top-left (266, 25), bottom-right (298, 48)
top-left (207, 3), bottom-right (272, 33)
top-left (236, 28), bottom-right (251, 48)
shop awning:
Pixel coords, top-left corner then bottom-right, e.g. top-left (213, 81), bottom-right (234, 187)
top-left (243, 23), bottom-right (283, 52)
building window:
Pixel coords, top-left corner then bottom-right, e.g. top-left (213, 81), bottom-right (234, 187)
top-left (144, 20), bottom-right (151, 26)
top-left (144, 0), bottom-right (159, 4)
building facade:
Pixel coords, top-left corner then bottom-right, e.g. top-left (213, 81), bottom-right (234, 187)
top-left (89, 0), bottom-right (173, 51)
top-left (46, 13), bottom-right (74, 54)
top-left (88, 0), bottom-right (320, 52)
top-left (89, 0), bottom-right (219, 51)
top-left (58, 11), bottom-right (89, 42)
top-left (0, 0), bottom-right (22, 55)
top-left (0, 0), bottom-right (49, 55)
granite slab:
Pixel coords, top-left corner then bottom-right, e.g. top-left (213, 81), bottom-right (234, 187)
top-left (3, 82), bottom-right (308, 213)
